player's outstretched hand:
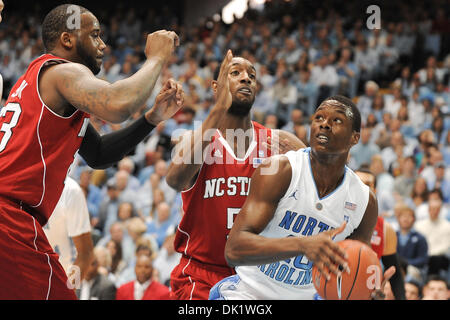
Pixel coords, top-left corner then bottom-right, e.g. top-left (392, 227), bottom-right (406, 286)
top-left (145, 30), bottom-right (179, 62)
top-left (301, 222), bottom-right (350, 280)
top-left (215, 49), bottom-right (233, 111)
top-left (371, 266), bottom-right (396, 300)
top-left (146, 78), bottom-right (184, 125)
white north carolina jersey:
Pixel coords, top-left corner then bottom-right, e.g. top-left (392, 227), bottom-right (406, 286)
top-left (44, 177), bottom-right (91, 273)
top-left (231, 148), bottom-right (370, 300)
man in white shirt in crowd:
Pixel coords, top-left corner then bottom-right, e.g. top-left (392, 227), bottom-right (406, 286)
top-left (415, 197), bottom-right (450, 278)
top-left (44, 177), bottom-right (94, 288)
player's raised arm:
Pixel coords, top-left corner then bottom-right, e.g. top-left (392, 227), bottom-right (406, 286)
top-left (79, 78), bottom-right (184, 169)
top-left (45, 30), bottom-right (178, 123)
top-left (166, 50), bottom-right (233, 191)
top-left (225, 156), bottom-right (348, 279)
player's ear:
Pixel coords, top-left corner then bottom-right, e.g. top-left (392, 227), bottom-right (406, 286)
top-left (211, 80), bottom-right (218, 93)
top-left (60, 32), bottom-right (74, 50)
top-left (350, 131), bottom-right (360, 147)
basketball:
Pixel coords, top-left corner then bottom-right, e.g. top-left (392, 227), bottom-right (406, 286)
top-left (312, 239), bottom-right (382, 300)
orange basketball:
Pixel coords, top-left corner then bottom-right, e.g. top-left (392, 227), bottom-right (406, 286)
top-left (312, 239), bottom-right (382, 300)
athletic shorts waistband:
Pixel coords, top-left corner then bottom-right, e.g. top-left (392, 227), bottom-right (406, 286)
top-left (181, 254), bottom-right (236, 275)
top-left (0, 196), bottom-right (45, 226)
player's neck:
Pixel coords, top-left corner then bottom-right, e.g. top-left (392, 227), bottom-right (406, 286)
top-left (309, 151), bottom-right (347, 198)
top-left (219, 114), bottom-right (253, 158)
top-left (218, 113), bottom-right (252, 136)
top-left (47, 48), bottom-right (79, 64)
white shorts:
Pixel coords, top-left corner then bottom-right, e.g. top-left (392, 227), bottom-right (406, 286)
top-left (209, 274), bottom-right (322, 300)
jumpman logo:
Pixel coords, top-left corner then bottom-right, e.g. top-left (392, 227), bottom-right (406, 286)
top-left (289, 189), bottom-right (299, 200)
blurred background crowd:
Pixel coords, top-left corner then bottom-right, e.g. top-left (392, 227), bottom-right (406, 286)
top-left (0, 0), bottom-right (448, 299)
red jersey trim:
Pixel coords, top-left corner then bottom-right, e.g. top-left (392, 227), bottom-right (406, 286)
top-left (31, 104), bottom-right (47, 208)
top-left (216, 121), bottom-right (258, 161)
top-left (30, 54), bottom-right (86, 209)
top-left (35, 55), bottom-right (83, 120)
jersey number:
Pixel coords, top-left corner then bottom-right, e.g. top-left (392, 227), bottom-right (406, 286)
top-left (227, 207), bottom-right (241, 230)
top-left (0, 102), bottom-right (22, 153)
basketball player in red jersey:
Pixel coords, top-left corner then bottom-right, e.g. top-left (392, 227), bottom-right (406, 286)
top-left (0, 0), bottom-right (4, 98)
top-left (355, 166), bottom-right (406, 299)
top-left (0, 4), bottom-right (183, 299)
top-left (166, 51), bottom-right (306, 300)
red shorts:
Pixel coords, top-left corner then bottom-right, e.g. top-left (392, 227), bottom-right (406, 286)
top-left (170, 255), bottom-right (235, 300)
top-left (0, 199), bottom-right (76, 300)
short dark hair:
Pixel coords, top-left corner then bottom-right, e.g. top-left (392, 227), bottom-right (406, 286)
top-left (425, 274), bottom-right (449, 289)
top-left (41, 4), bottom-right (91, 51)
top-left (320, 95), bottom-right (361, 133)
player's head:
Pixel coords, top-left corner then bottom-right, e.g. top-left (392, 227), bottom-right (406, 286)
top-left (0, 1), bottom-right (4, 23)
top-left (355, 165), bottom-right (376, 193)
top-left (212, 56), bottom-right (257, 116)
top-left (42, 4), bottom-right (106, 75)
top-left (310, 95), bottom-right (361, 155)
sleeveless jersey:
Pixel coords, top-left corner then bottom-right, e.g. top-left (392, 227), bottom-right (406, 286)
top-left (174, 121), bottom-right (272, 268)
top-left (0, 54), bottom-right (90, 226)
top-left (235, 148), bottom-right (370, 300)
top-left (370, 216), bottom-right (385, 259)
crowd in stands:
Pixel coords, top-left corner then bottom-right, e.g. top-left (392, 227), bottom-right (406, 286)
top-left (0, 0), bottom-right (448, 299)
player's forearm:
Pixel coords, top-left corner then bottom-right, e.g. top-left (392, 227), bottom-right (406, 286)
top-left (225, 231), bottom-right (303, 267)
top-left (79, 117), bottom-right (156, 169)
top-left (73, 251), bottom-right (94, 280)
top-left (382, 253), bottom-right (406, 300)
top-left (110, 57), bottom-right (165, 120)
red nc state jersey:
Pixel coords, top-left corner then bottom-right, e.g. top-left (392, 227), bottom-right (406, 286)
top-left (174, 121), bottom-right (272, 267)
top-left (0, 54), bottom-right (90, 226)
top-left (371, 216), bottom-right (385, 259)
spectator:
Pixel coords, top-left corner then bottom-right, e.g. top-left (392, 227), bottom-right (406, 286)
top-left (153, 232), bottom-right (182, 287)
top-left (393, 156), bottom-right (418, 200)
top-left (354, 37), bottom-right (379, 87)
top-left (95, 180), bottom-right (121, 235)
top-left (270, 71), bottom-right (298, 128)
top-left (356, 80), bottom-right (379, 123)
top-left (377, 33), bottom-right (399, 81)
top-left (349, 127), bottom-right (380, 170)
top-left (335, 47), bottom-right (358, 98)
top-left (310, 54), bottom-right (338, 105)
top-left (415, 197), bottom-right (450, 277)
top-left (409, 177), bottom-right (430, 209)
top-left (115, 238), bottom-right (157, 287)
top-left (78, 247), bottom-right (117, 300)
top-left (421, 275), bottom-right (449, 300)
top-left (78, 168), bottom-right (103, 218)
top-left (116, 254), bottom-right (170, 300)
top-left (405, 279), bottom-right (422, 300)
top-left (106, 239), bottom-right (127, 283)
top-left (252, 80), bottom-right (276, 123)
top-left (295, 69), bottom-right (318, 117)
top-left (416, 188), bottom-right (449, 221)
top-left (395, 204), bottom-right (429, 273)
top-left (146, 202), bottom-right (175, 249)
top-left (96, 222), bottom-right (135, 264)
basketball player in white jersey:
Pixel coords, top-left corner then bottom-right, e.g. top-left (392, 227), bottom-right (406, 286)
top-left (210, 95), bottom-right (395, 300)
top-left (44, 177), bottom-right (94, 287)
